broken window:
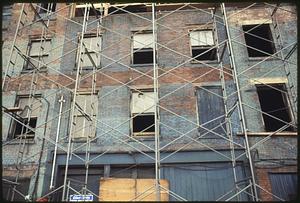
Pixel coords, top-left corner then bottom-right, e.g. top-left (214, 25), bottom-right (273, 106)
top-left (74, 3), bottom-right (102, 17)
top-left (190, 30), bottom-right (216, 61)
top-left (10, 96), bottom-right (42, 139)
top-left (72, 94), bottom-right (98, 139)
top-left (25, 39), bottom-right (51, 71)
top-left (39, 3), bottom-right (56, 13)
top-left (256, 84), bottom-right (293, 132)
top-left (108, 4), bottom-right (151, 14)
top-left (131, 90), bottom-right (155, 136)
top-left (132, 32), bottom-right (153, 64)
top-left (243, 24), bottom-right (275, 57)
top-left (197, 86), bottom-right (226, 138)
top-left (77, 34), bottom-right (101, 69)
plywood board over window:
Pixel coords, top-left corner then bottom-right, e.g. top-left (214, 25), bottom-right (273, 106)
top-left (72, 94), bottom-right (98, 139)
top-left (99, 178), bottom-right (169, 201)
top-left (26, 39), bottom-right (51, 71)
top-left (78, 35), bottom-right (101, 68)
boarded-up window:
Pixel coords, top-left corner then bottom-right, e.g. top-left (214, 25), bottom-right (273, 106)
top-left (99, 178), bottom-right (169, 201)
top-left (161, 162), bottom-right (249, 201)
top-left (269, 173), bottom-right (297, 201)
top-left (11, 96), bottom-right (41, 139)
top-left (133, 33), bottom-right (153, 49)
top-left (72, 94), bottom-right (98, 139)
top-left (197, 86), bottom-right (226, 138)
top-left (26, 39), bottom-right (51, 70)
top-left (190, 30), bottom-right (216, 61)
top-left (78, 35), bottom-right (101, 68)
top-left (132, 33), bottom-right (153, 64)
top-left (132, 92), bottom-right (155, 114)
top-left (131, 91), bottom-right (155, 136)
top-left (190, 30), bottom-right (214, 46)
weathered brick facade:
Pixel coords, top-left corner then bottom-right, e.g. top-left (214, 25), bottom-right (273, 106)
top-left (2, 3), bottom-right (297, 201)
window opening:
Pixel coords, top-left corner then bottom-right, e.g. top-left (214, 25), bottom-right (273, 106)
top-left (131, 90), bottom-right (155, 136)
top-left (25, 39), bottom-right (51, 71)
top-left (132, 33), bottom-right (153, 64)
top-left (243, 24), bottom-right (275, 57)
top-left (256, 84), bottom-right (293, 131)
top-left (190, 29), bottom-right (216, 61)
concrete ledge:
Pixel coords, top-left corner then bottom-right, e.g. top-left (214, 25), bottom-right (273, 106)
top-left (237, 132), bottom-right (297, 136)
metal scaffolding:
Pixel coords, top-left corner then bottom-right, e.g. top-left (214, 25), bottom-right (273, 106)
top-left (2, 2), bottom-right (297, 201)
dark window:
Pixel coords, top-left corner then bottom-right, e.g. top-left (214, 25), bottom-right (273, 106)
top-left (256, 84), bottom-right (293, 131)
top-left (132, 33), bottom-right (153, 65)
top-left (269, 173), bottom-right (297, 201)
top-left (108, 5), bottom-right (150, 14)
top-left (75, 7), bottom-right (101, 17)
top-left (9, 96), bottom-right (41, 139)
top-left (2, 178), bottom-right (30, 201)
top-left (190, 30), bottom-right (216, 61)
top-left (74, 4), bottom-right (104, 17)
top-left (133, 114), bottom-right (155, 133)
top-left (39, 3), bottom-right (56, 13)
top-left (243, 24), bottom-right (275, 57)
top-left (14, 117), bottom-right (37, 137)
top-left (133, 49), bottom-right (153, 64)
top-left (192, 48), bottom-right (217, 61)
top-left (197, 86), bottom-right (226, 138)
top-left (54, 167), bottom-right (103, 201)
top-left (110, 165), bottom-right (155, 179)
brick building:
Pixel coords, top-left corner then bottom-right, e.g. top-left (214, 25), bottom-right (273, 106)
top-left (1, 3), bottom-right (297, 201)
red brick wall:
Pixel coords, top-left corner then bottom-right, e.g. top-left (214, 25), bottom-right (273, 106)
top-left (3, 66), bottom-right (233, 92)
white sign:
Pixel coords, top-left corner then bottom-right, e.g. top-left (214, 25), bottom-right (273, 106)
top-left (70, 194), bottom-right (93, 202)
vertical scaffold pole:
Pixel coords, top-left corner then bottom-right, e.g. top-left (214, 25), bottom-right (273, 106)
top-left (50, 95), bottom-right (65, 189)
top-left (221, 3), bottom-right (259, 201)
top-left (152, 3), bottom-right (161, 201)
top-left (61, 4), bottom-right (88, 201)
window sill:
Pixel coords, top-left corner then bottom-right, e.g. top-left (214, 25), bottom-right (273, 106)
top-left (237, 132), bottom-right (297, 136)
top-left (35, 15), bottom-right (56, 21)
top-left (73, 68), bottom-right (96, 71)
top-left (4, 138), bottom-right (36, 145)
top-left (130, 63), bottom-right (154, 67)
top-left (247, 57), bottom-right (279, 62)
top-left (190, 60), bottom-right (218, 64)
top-left (21, 68), bottom-right (47, 74)
top-left (71, 138), bottom-right (97, 143)
top-left (129, 135), bottom-right (155, 141)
